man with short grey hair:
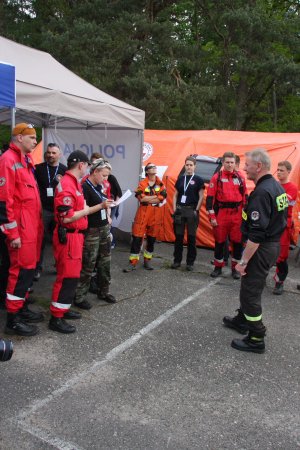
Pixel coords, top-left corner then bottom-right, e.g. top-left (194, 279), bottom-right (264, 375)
top-left (223, 148), bottom-right (288, 353)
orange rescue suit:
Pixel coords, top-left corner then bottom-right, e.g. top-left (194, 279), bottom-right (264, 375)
top-left (132, 176), bottom-right (167, 238)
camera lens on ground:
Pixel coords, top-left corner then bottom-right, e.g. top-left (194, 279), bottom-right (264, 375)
top-left (0, 339), bottom-right (14, 361)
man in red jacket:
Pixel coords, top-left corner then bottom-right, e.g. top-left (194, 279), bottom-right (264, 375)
top-left (49, 150), bottom-right (90, 334)
top-left (273, 160), bottom-right (298, 295)
top-left (0, 123), bottom-right (43, 336)
top-left (206, 152), bottom-right (247, 279)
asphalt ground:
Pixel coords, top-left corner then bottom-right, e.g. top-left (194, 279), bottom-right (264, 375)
top-left (0, 241), bottom-right (299, 450)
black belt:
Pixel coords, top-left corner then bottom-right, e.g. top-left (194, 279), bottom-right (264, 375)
top-left (177, 204), bottom-right (196, 209)
top-left (66, 229), bottom-right (86, 234)
top-left (217, 201), bottom-right (241, 209)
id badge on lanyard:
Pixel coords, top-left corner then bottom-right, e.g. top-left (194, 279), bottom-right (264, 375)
top-left (47, 164), bottom-right (58, 197)
top-left (182, 175), bottom-right (194, 203)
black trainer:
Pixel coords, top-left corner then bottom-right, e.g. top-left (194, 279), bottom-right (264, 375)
top-left (74, 299), bottom-right (92, 310)
top-left (186, 265), bottom-right (194, 271)
top-left (123, 263), bottom-right (136, 273)
top-left (273, 282), bottom-right (283, 295)
top-left (223, 308), bottom-right (248, 334)
top-left (19, 304), bottom-right (44, 323)
top-left (143, 260), bottom-right (154, 270)
top-left (231, 269), bottom-right (241, 280)
top-left (171, 262), bottom-right (181, 269)
top-left (64, 310), bottom-right (82, 320)
top-left (48, 317), bottom-right (76, 334)
top-left (97, 293), bottom-right (117, 304)
top-left (5, 313), bottom-right (39, 336)
top-left (210, 267), bottom-right (222, 278)
top-left (231, 334), bottom-right (265, 354)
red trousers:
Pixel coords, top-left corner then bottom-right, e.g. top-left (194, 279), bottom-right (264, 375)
top-left (50, 230), bottom-right (84, 318)
top-left (275, 227), bottom-right (291, 283)
top-left (214, 208), bottom-right (242, 243)
top-left (6, 238), bottom-right (40, 313)
top-left (213, 207), bottom-right (243, 268)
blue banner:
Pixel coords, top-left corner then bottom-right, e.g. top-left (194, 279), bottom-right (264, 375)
top-left (0, 62), bottom-right (16, 107)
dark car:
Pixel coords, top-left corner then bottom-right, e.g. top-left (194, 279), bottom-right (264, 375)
top-left (177, 154), bottom-right (222, 183)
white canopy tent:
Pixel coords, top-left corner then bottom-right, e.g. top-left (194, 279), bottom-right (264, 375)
top-left (0, 36), bottom-right (145, 232)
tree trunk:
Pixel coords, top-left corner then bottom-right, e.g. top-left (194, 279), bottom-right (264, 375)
top-left (235, 77), bottom-right (248, 130)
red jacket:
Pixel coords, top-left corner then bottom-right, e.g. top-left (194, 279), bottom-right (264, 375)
top-left (281, 181), bottom-right (298, 228)
top-left (0, 143), bottom-right (41, 242)
top-left (55, 171), bottom-right (88, 230)
top-left (206, 169), bottom-right (247, 221)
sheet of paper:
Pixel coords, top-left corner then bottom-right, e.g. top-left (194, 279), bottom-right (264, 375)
top-left (113, 189), bottom-right (132, 206)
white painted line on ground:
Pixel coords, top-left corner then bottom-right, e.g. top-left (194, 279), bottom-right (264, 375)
top-left (12, 279), bottom-right (220, 450)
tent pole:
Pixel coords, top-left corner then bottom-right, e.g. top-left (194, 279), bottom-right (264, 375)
top-left (42, 126), bottom-right (45, 162)
top-left (10, 107), bottom-right (15, 131)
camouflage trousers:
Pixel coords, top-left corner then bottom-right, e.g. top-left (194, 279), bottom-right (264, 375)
top-left (75, 225), bottom-right (111, 302)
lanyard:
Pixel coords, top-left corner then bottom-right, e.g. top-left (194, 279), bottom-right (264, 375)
top-left (184, 175), bottom-right (194, 194)
top-left (86, 179), bottom-right (105, 202)
top-left (25, 155), bottom-right (35, 175)
top-left (47, 164), bottom-right (59, 187)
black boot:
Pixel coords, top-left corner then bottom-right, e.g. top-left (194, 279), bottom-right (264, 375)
top-left (74, 299), bottom-right (92, 310)
top-left (231, 329), bottom-right (266, 354)
top-left (48, 316), bottom-right (76, 334)
top-left (5, 312), bottom-right (39, 336)
top-left (19, 303), bottom-right (44, 323)
top-left (210, 267), bottom-right (222, 278)
top-left (64, 309), bottom-right (82, 320)
top-left (97, 292), bottom-right (117, 304)
top-left (231, 323), bottom-right (266, 353)
top-left (223, 308), bottom-right (248, 334)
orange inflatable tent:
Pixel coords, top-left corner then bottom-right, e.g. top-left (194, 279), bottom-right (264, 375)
top-left (143, 129), bottom-right (300, 248)
top-left (31, 141), bottom-right (43, 165)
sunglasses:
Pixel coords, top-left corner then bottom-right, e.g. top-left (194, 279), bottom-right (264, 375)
top-left (19, 123), bottom-right (35, 134)
top-left (93, 161), bottom-right (109, 170)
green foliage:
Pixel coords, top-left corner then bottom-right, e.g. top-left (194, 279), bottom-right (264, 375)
top-left (0, 0), bottom-right (299, 131)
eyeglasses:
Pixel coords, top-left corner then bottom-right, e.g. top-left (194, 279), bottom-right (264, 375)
top-left (19, 124), bottom-right (35, 134)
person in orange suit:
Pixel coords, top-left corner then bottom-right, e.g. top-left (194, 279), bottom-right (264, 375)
top-left (123, 163), bottom-right (167, 272)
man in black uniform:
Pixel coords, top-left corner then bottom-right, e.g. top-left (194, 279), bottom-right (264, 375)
top-left (34, 143), bottom-right (67, 279)
top-left (223, 148), bottom-right (288, 353)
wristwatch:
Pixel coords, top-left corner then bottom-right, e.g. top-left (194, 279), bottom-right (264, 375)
top-left (239, 259), bottom-right (248, 266)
